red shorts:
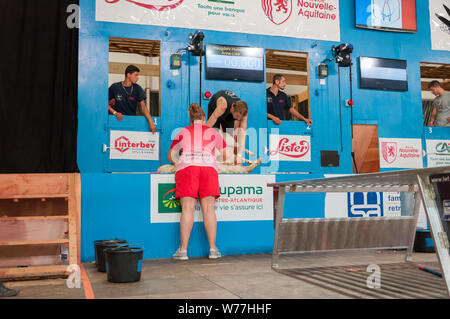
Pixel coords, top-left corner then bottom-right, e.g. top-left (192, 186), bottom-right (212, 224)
top-left (175, 166), bottom-right (220, 200)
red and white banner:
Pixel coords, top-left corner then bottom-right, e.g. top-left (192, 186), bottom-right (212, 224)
top-left (110, 130), bottom-right (159, 160)
top-left (269, 134), bottom-right (311, 162)
top-left (430, 0), bottom-right (450, 51)
top-left (96, 0), bottom-right (340, 41)
top-left (379, 138), bottom-right (422, 169)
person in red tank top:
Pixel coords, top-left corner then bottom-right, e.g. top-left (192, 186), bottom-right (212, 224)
top-left (168, 103), bottom-right (227, 260)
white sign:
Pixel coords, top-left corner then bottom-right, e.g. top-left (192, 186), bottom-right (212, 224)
top-left (379, 138), bottom-right (423, 169)
top-left (110, 130), bottom-right (159, 160)
top-left (426, 139), bottom-right (450, 167)
top-left (324, 174), bottom-right (428, 229)
top-left (269, 134), bottom-right (311, 162)
top-left (150, 174), bottom-right (275, 223)
top-left (430, 1), bottom-right (450, 51)
top-left (96, 0), bottom-right (340, 41)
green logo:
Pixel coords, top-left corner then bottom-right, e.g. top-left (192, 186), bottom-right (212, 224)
top-left (436, 142), bottom-right (450, 154)
top-left (158, 183), bottom-right (181, 213)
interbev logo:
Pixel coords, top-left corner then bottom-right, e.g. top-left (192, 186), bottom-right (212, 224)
top-left (115, 136), bottom-right (156, 153)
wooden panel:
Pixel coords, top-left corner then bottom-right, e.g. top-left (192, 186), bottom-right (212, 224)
top-left (421, 80), bottom-right (450, 91)
top-left (0, 245), bottom-right (61, 267)
top-left (0, 220), bottom-right (67, 242)
top-left (352, 125), bottom-right (380, 174)
top-left (68, 174), bottom-right (80, 265)
top-left (0, 198), bottom-right (68, 217)
top-left (0, 240), bottom-right (68, 246)
top-left (0, 174), bottom-right (68, 198)
top-left (109, 62), bottom-right (160, 77)
top-left (0, 265), bottom-right (68, 279)
top-left (109, 37), bottom-right (160, 57)
top-left (266, 73), bottom-right (308, 86)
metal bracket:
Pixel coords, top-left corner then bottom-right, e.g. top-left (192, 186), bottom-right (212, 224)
top-left (439, 232), bottom-right (450, 249)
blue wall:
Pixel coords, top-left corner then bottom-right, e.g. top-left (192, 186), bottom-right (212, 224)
top-left (78, 0), bottom-right (450, 262)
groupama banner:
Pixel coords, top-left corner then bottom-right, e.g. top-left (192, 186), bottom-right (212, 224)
top-left (150, 174), bottom-right (275, 223)
top-left (96, 0), bottom-right (340, 41)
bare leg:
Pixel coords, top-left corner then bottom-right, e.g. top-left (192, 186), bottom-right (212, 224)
top-left (179, 197), bottom-right (196, 251)
top-left (200, 196), bottom-right (218, 250)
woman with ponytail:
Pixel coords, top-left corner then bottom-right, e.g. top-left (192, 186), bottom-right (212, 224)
top-left (168, 103), bottom-right (227, 260)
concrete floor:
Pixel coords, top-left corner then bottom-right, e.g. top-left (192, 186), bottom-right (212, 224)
top-left (3, 250), bottom-right (445, 299)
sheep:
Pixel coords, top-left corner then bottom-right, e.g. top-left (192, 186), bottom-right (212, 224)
top-left (158, 131), bottom-right (261, 174)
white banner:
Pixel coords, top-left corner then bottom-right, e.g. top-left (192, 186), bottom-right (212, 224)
top-left (429, 0), bottom-right (450, 51)
top-left (324, 174), bottom-right (427, 229)
top-left (110, 130), bottom-right (159, 160)
top-left (150, 174), bottom-right (275, 223)
top-left (96, 0), bottom-right (340, 41)
top-left (379, 138), bottom-right (423, 169)
top-left (269, 134), bottom-right (311, 162)
top-left (426, 139), bottom-right (450, 167)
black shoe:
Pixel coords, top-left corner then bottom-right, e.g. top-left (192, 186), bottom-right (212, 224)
top-left (0, 283), bottom-right (19, 297)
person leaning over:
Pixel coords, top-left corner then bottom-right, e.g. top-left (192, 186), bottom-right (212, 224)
top-left (206, 90), bottom-right (248, 165)
top-left (428, 80), bottom-right (450, 127)
top-left (108, 64), bottom-right (156, 133)
top-left (267, 74), bottom-right (313, 126)
top-left (168, 103), bottom-right (227, 260)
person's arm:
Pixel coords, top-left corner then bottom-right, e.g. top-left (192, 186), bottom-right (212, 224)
top-left (206, 97), bottom-right (228, 127)
top-left (234, 114), bottom-right (247, 165)
top-left (289, 107), bottom-right (312, 126)
top-left (267, 113), bottom-right (281, 125)
top-left (428, 106), bottom-right (437, 126)
top-left (139, 100), bottom-right (156, 133)
top-left (167, 148), bottom-right (177, 164)
top-left (108, 99), bottom-right (123, 121)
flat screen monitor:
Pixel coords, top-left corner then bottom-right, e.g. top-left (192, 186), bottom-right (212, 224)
top-left (355, 0), bottom-right (417, 33)
top-left (205, 44), bottom-right (265, 82)
top-left (359, 56), bottom-right (408, 91)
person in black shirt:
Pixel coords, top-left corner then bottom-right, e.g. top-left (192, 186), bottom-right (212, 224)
top-left (267, 74), bottom-right (312, 126)
top-left (108, 65), bottom-right (156, 133)
top-left (207, 90), bottom-right (248, 165)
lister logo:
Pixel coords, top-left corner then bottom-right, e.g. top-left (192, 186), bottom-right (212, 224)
top-left (105, 0), bottom-right (184, 11)
top-left (114, 136), bottom-right (156, 153)
top-left (270, 137), bottom-right (309, 158)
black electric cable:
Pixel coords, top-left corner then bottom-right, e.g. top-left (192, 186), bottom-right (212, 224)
top-left (188, 51), bottom-right (191, 106)
top-left (199, 51), bottom-right (202, 107)
top-left (338, 65), bottom-right (343, 152)
top-left (349, 59), bottom-right (354, 138)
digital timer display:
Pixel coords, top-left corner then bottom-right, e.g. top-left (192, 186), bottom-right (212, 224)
top-left (205, 44), bottom-right (265, 82)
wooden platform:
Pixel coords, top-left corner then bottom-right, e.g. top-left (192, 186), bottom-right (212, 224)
top-left (0, 173), bottom-right (81, 280)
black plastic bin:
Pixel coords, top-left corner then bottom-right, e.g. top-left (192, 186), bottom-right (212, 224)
top-left (104, 246), bottom-right (144, 283)
top-left (94, 239), bottom-right (128, 272)
top-left (414, 230), bottom-right (435, 253)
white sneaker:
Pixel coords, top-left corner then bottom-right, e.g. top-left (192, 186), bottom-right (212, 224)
top-left (209, 248), bottom-right (222, 259)
top-left (172, 248), bottom-right (188, 260)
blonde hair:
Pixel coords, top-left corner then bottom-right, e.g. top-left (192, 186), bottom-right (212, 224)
top-left (188, 103), bottom-right (205, 123)
top-left (232, 100), bottom-right (248, 117)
